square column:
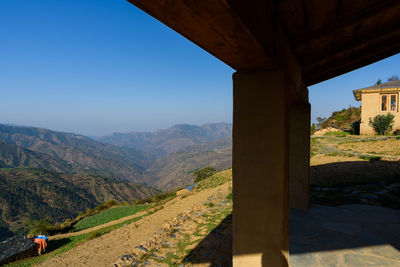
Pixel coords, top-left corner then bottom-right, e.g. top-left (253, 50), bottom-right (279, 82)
top-left (289, 102), bottom-right (311, 210)
top-left (233, 69), bottom-right (291, 266)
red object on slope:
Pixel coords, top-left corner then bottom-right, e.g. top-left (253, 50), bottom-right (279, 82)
top-left (32, 238), bottom-right (47, 255)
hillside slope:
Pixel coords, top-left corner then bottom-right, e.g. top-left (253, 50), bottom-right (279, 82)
top-left (35, 170), bottom-right (232, 267)
top-left (0, 124), bottom-right (153, 182)
top-left (0, 140), bottom-right (72, 173)
top-left (0, 167), bottom-right (156, 241)
top-left (319, 106), bottom-right (361, 130)
top-left (97, 123), bottom-right (232, 157)
top-left (144, 138), bottom-right (232, 190)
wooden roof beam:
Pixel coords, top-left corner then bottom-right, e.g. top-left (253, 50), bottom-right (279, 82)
top-left (303, 29), bottom-right (400, 85)
top-left (294, 0), bottom-right (400, 49)
top-left (127, 0), bottom-right (308, 100)
top-left (127, 0), bottom-right (274, 71)
top-left (301, 20), bottom-right (399, 71)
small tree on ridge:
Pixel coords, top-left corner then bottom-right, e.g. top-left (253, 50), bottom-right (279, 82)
top-left (193, 166), bottom-right (216, 183)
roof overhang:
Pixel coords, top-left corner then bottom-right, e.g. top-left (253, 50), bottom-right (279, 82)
top-left (127, 0), bottom-right (400, 86)
top-left (353, 87), bottom-right (400, 101)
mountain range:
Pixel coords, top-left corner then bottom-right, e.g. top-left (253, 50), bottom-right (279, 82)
top-left (0, 122), bottom-right (232, 239)
top-left (96, 123), bottom-right (232, 158)
top-left (96, 123), bottom-right (232, 188)
top-left (143, 138), bottom-right (232, 191)
top-left (0, 124), bottom-right (153, 182)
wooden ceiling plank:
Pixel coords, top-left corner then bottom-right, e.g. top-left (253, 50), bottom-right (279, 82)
top-left (304, 29), bottom-right (400, 84)
top-left (294, 0), bottom-right (400, 48)
top-left (127, 0), bottom-right (273, 71)
top-left (299, 13), bottom-right (400, 70)
top-left (306, 43), bottom-right (400, 85)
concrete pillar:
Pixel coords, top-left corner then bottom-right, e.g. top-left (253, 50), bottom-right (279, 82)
top-left (289, 102), bottom-right (310, 210)
top-left (233, 69), bottom-right (291, 267)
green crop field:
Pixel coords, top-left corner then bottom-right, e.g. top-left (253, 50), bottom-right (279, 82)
top-left (73, 204), bottom-right (147, 232)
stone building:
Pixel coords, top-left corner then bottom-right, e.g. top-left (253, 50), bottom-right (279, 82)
top-left (353, 81), bottom-right (400, 135)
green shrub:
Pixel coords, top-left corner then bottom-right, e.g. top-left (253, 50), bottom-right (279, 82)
top-left (359, 155), bottom-right (381, 162)
top-left (204, 202), bottom-right (215, 208)
top-left (86, 208), bottom-right (94, 216)
top-left (94, 199), bottom-right (118, 212)
top-left (28, 217), bottom-right (52, 236)
top-left (193, 166), bottom-right (217, 183)
top-left (369, 114), bottom-right (395, 135)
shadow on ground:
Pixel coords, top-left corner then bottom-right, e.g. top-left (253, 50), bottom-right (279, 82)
top-left (182, 205), bottom-right (400, 267)
top-left (311, 160), bottom-right (400, 186)
top-left (184, 214), bottom-right (232, 266)
top-left (47, 238), bottom-right (71, 252)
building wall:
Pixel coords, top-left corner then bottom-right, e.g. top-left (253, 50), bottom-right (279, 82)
top-left (360, 92), bottom-right (400, 135)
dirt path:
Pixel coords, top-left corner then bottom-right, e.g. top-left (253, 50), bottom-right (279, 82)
top-left (37, 182), bottom-right (231, 267)
top-left (49, 210), bottom-right (149, 240)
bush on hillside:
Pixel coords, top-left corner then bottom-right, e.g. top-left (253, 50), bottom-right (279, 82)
top-left (135, 191), bottom-right (177, 205)
top-left (316, 107), bottom-right (361, 131)
top-left (94, 199), bottom-right (118, 212)
top-left (369, 114), bottom-right (395, 135)
top-left (193, 166), bottom-right (217, 183)
top-left (359, 155), bottom-right (381, 162)
top-left (28, 217), bottom-right (51, 236)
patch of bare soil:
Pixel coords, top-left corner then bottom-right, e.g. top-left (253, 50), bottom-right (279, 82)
top-left (311, 154), bottom-right (361, 165)
top-left (37, 182), bottom-right (231, 267)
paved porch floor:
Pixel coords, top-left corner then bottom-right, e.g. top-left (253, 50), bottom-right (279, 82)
top-left (290, 204), bottom-right (400, 266)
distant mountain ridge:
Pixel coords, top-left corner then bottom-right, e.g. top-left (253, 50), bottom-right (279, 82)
top-left (0, 122), bottom-right (232, 190)
top-left (144, 138), bottom-right (232, 191)
top-left (0, 140), bottom-right (73, 172)
top-left (0, 124), bottom-right (153, 182)
top-left (96, 123), bottom-right (232, 158)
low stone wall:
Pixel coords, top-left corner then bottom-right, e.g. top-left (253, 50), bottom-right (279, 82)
top-left (0, 235), bottom-right (36, 265)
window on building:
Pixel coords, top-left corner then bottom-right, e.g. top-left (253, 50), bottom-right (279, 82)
top-left (391, 94), bottom-right (397, 111)
top-left (382, 95), bottom-right (387, 111)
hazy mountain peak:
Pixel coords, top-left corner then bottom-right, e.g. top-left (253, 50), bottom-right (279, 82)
top-left (96, 122), bottom-right (232, 157)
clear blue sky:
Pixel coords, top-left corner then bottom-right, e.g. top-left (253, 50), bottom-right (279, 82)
top-left (1, 0), bottom-right (399, 136)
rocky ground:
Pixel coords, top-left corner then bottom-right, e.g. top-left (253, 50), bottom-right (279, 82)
top-left (290, 204), bottom-right (400, 267)
top-left (114, 189), bottom-right (232, 267)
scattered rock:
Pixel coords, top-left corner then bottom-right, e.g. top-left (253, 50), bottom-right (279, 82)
top-left (120, 254), bottom-right (133, 261)
top-left (135, 245), bottom-right (148, 253)
top-left (151, 254), bottom-right (165, 260)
